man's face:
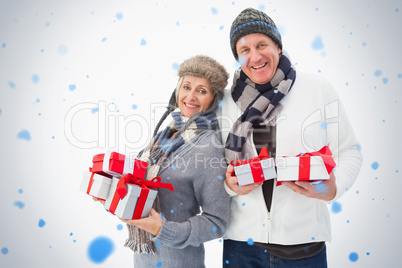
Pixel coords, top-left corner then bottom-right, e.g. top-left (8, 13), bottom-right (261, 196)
top-left (236, 33), bottom-right (281, 85)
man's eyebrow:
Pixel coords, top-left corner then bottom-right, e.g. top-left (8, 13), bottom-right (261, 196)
top-left (237, 44), bottom-right (248, 50)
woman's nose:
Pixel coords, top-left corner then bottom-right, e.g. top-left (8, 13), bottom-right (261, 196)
top-left (186, 90), bottom-right (197, 100)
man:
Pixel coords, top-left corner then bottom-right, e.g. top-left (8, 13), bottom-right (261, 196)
top-left (219, 7), bottom-right (362, 267)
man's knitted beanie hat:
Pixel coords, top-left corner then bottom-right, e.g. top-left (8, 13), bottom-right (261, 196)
top-left (229, 7), bottom-right (282, 60)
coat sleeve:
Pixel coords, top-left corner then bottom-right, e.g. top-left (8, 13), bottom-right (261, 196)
top-left (322, 79), bottom-right (363, 202)
top-left (151, 134), bottom-right (230, 248)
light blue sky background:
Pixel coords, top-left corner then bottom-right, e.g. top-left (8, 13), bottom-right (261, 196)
top-left (1, 0), bottom-right (401, 267)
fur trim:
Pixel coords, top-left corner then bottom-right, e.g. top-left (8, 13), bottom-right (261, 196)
top-left (178, 55), bottom-right (229, 94)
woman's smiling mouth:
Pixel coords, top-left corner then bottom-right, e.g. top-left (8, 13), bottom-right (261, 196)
top-left (184, 102), bottom-right (199, 109)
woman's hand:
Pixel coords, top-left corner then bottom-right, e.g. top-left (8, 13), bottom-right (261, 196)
top-left (282, 172), bottom-right (337, 201)
top-left (119, 208), bottom-right (163, 236)
top-left (225, 164), bottom-right (263, 195)
top-left (92, 196), bottom-right (105, 205)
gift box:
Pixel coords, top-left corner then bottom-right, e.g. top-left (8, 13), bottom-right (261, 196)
top-left (91, 151), bottom-right (148, 179)
top-left (231, 147), bottom-right (276, 187)
top-left (104, 178), bottom-right (157, 219)
top-left (79, 170), bottom-right (112, 200)
top-left (276, 146), bottom-right (336, 182)
top-left (104, 174), bottom-right (174, 220)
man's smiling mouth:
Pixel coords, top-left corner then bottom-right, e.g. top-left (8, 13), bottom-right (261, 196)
top-left (252, 63), bottom-right (267, 69)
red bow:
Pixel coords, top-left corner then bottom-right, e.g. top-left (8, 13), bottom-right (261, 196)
top-left (116, 173), bottom-right (174, 198)
top-left (277, 146), bottom-right (336, 185)
top-left (230, 147), bottom-right (271, 184)
top-left (109, 173), bottom-right (174, 219)
top-left (297, 146), bottom-right (336, 180)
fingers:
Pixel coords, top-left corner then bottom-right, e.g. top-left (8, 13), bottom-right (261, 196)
top-left (237, 183), bottom-right (261, 195)
top-left (150, 208), bottom-right (157, 216)
top-left (295, 181), bottom-right (313, 191)
top-left (226, 164), bottom-right (234, 174)
top-left (283, 179), bottom-right (336, 201)
top-left (225, 165), bottom-right (237, 183)
top-left (226, 175), bottom-right (261, 195)
top-left (118, 214), bottom-right (142, 226)
top-left (119, 217), bottom-right (133, 225)
top-left (282, 181), bottom-right (302, 194)
top-left (225, 164), bottom-right (264, 195)
top-left (226, 173), bottom-right (238, 186)
top-left (150, 208), bottom-right (161, 219)
top-left (123, 210), bottom-right (162, 236)
top-left (92, 196), bottom-right (106, 205)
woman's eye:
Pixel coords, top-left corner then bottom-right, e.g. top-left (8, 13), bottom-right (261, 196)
top-left (199, 90), bottom-right (207, 94)
top-left (183, 86), bottom-right (190, 90)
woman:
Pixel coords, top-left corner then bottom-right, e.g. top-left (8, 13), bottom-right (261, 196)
top-left (101, 55), bottom-right (230, 268)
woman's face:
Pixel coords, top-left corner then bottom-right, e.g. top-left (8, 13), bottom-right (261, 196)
top-left (177, 75), bottom-right (215, 118)
top-left (236, 33), bottom-right (281, 85)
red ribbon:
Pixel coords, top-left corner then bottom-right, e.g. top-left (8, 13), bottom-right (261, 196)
top-left (298, 156), bottom-right (310, 181)
top-left (230, 147), bottom-right (271, 184)
top-left (132, 159), bottom-right (148, 180)
top-left (108, 173), bottom-right (174, 219)
top-left (277, 146), bottom-right (336, 185)
top-left (86, 172), bottom-right (95, 195)
top-left (109, 152), bottom-right (125, 174)
top-left (92, 153), bottom-right (147, 179)
top-left (85, 168), bottom-right (108, 201)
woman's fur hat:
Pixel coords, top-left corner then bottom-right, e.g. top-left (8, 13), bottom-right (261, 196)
top-left (152, 55), bottom-right (228, 137)
top-left (177, 55), bottom-right (229, 95)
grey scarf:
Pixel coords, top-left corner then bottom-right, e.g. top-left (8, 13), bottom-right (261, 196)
top-left (225, 52), bottom-right (296, 162)
top-left (124, 111), bottom-right (218, 254)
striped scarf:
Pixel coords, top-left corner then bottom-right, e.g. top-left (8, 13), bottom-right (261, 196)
top-left (125, 111), bottom-right (218, 254)
top-left (225, 52), bottom-right (296, 161)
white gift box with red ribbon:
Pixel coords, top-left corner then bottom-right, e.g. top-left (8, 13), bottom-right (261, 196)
top-left (91, 151), bottom-right (148, 179)
top-left (276, 156), bottom-right (330, 181)
top-left (232, 147), bottom-right (277, 187)
top-left (104, 178), bottom-right (158, 219)
top-left (79, 171), bottom-right (112, 200)
top-left (275, 146), bottom-right (336, 183)
top-left (234, 158), bottom-right (276, 187)
top-left (104, 174), bottom-right (174, 220)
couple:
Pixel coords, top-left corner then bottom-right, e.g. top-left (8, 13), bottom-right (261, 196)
top-left (97, 8), bottom-right (362, 268)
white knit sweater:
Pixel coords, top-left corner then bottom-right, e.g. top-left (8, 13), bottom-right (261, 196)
top-left (218, 71), bottom-right (363, 245)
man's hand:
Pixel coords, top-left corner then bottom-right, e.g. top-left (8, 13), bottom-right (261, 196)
top-left (225, 164), bottom-right (263, 195)
top-left (282, 172), bottom-right (337, 201)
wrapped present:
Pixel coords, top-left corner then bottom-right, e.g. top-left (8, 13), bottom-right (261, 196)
top-left (104, 173), bottom-right (174, 220)
top-left (231, 147), bottom-right (276, 187)
top-left (79, 170), bottom-right (112, 200)
top-left (276, 146), bottom-right (336, 183)
top-left (91, 151), bottom-right (148, 179)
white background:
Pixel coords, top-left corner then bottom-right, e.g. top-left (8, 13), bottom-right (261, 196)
top-left (0, 0), bottom-right (401, 267)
